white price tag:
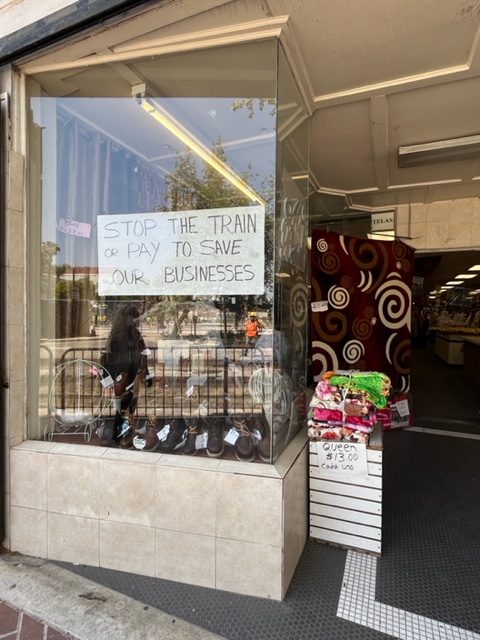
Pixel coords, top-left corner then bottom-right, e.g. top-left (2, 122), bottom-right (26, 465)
top-left (157, 424), bottom-right (170, 442)
top-left (198, 402), bottom-right (208, 417)
top-left (251, 428), bottom-right (262, 444)
top-left (195, 433), bottom-right (208, 450)
top-left (395, 399), bottom-right (410, 417)
top-left (224, 428), bottom-right (239, 445)
top-left (101, 375), bottom-right (114, 389)
top-left (311, 300), bottom-right (328, 312)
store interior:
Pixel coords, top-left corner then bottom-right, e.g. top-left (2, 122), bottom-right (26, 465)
top-left (411, 249), bottom-right (480, 432)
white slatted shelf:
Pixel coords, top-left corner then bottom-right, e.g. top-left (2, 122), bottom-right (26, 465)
top-left (309, 423), bottom-right (383, 555)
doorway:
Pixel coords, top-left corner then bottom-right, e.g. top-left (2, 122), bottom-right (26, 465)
top-left (411, 249), bottom-right (480, 433)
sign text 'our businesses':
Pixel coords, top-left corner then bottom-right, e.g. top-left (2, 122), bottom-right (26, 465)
top-left (97, 206), bottom-right (265, 296)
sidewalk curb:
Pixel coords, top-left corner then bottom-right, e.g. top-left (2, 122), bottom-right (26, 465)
top-left (0, 553), bottom-right (225, 640)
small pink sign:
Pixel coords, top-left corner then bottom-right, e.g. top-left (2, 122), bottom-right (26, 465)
top-left (57, 218), bottom-right (91, 238)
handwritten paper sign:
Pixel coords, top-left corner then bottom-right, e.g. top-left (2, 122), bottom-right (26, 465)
top-left (97, 206), bottom-right (265, 296)
top-left (314, 440), bottom-right (369, 480)
top-left (57, 218), bottom-right (92, 238)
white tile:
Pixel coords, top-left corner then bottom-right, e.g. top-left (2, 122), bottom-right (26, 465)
top-left (47, 512), bottom-right (99, 565)
top-left (216, 538), bottom-right (282, 600)
top-left (14, 440), bottom-right (56, 453)
top-left (101, 448), bottom-right (161, 464)
top-left (100, 459), bottom-right (156, 527)
top-left (283, 447), bottom-right (308, 596)
top-left (159, 454), bottom-right (220, 471)
top-left (50, 442), bottom-right (106, 458)
top-left (274, 431), bottom-right (308, 477)
top-left (10, 505), bottom-right (46, 558)
top-left (100, 521), bottom-right (155, 577)
top-left (10, 449), bottom-right (47, 509)
top-left (48, 455), bottom-right (100, 518)
top-left (155, 466), bottom-right (216, 536)
top-left (217, 459), bottom-right (281, 478)
top-left (155, 529), bottom-right (215, 588)
top-left (216, 473), bottom-right (282, 546)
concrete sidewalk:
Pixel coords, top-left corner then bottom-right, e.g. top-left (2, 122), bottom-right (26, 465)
top-left (0, 552), bottom-right (225, 640)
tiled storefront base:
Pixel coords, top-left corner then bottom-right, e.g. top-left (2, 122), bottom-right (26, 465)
top-left (8, 431), bottom-right (307, 601)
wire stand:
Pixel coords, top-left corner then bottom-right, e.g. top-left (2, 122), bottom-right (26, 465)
top-left (45, 358), bottom-right (112, 442)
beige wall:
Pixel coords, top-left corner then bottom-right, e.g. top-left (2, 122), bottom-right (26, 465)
top-left (0, 0), bottom-right (77, 39)
top-left (396, 198), bottom-right (480, 251)
top-left (8, 434), bottom-right (308, 600)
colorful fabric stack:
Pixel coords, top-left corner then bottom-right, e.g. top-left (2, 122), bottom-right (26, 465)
top-left (307, 371), bottom-right (391, 444)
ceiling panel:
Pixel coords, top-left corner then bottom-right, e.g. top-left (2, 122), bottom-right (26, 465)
top-left (273, 0), bottom-right (480, 95)
top-left (310, 100), bottom-right (377, 191)
top-left (19, 0), bottom-right (480, 209)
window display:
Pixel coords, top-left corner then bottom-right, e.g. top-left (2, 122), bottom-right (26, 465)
top-left (27, 40), bottom-right (309, 463)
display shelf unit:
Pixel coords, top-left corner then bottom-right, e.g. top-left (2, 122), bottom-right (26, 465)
top-left (308, 425), bottom-right (383, 555)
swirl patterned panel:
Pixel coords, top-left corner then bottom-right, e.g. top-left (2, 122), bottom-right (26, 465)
top-left (375, 279), bottom-right (412, 331)
top-left (328, 286), bottom-right (350, 309)
top-left (348, 237), bottom-right (389, 293)
top-left (343, 340), bottom-right (365, 364)
top-left (316, 311), bottom-right (348, 343)
top-left (312, 341), bottom-right (339, 380)
top-left (316, 238), bottom-right (329, 253)
top-left (311, 230), bottom-right (414, 392)
top-left (391, 338), bottom-right (411, 375)
top-left (340, 275), bottom-right (354, 291)
top-left (352, 317), bottom-right (373, 341)
top-left (320, 251), bottom-right (340, 274)
top-left (290, 279), bottom-right (308, 327)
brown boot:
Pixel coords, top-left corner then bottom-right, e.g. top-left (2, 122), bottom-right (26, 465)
top-left (233, 419), bottom-right (254, 462)
top-left (133, 418), bottom-right (159, 451)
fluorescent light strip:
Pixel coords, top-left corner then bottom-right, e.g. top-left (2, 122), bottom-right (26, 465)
top-left (468, 265), bottom-right (480, 271)
top-left (456, 274), bottom-right (477, 279)
top-left (140, 100), bottom-right (264, 206)
top-left (447, 280), bottom-right (463, 285)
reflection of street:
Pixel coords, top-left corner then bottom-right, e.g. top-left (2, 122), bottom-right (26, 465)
top-left (38, 321), bottom-right (275, 431)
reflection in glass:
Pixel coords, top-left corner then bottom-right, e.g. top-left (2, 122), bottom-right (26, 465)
top-left (27, 39), bottom-right (308, 462)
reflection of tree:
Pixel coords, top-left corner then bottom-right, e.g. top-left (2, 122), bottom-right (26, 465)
top-left (197, 140), bottom-right (252, 209)
top-left (55, 276), bottom-right (96, 301)
top-left (164, 151), bottom-right (200, 211)
top-left (151, 139), bottom-right (273, 339)
top-left (230, 98), bottom-right (276, 119)
top-left (148, 298), bottom-right (195, 337)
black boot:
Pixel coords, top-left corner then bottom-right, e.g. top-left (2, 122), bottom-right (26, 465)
top-left (100, 419), bottom-right (116, 447)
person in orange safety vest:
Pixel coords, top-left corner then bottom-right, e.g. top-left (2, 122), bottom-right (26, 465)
top-left (244, 312), bottom-right (263, 354)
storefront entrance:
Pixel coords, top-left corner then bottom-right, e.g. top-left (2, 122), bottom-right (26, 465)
top-left (411, 249), bottom-right (480, 433)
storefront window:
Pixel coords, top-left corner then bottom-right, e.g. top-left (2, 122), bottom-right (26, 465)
top-left (271, 46), bottom-right (309, 457)
top-left (27, 39), bottom-right (307, 462)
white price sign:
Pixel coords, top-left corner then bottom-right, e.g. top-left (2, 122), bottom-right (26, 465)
top-left (311, 300), bottom-right (328, 312)
top-left (314, 440), bottom-right (369, 480)
top-left (97, 206), bottom-right (265, 296)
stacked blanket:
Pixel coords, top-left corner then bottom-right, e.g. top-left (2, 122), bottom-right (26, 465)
top-left (308, 371), bottom-right (391, 444)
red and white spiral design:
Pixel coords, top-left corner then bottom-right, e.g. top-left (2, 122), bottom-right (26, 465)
top-left (316, 238), bottom-right (328, 253)
top-left (374, 278), bottom-right (411, 331)
top-left (312, 341), bottom-right (339, 380)
top-left (328, 286), bottom-right (349, 309)
top-left (343, 340), bottom-right (365, 364)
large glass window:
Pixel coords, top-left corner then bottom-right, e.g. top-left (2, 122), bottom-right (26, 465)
top-left (27, 39), bottom-right (307, 462)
